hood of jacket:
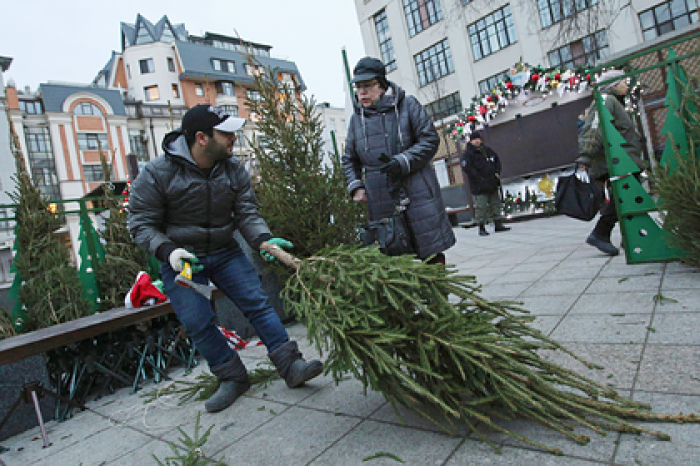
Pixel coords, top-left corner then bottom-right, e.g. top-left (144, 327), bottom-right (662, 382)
top-left (352, 81), bottom-right (406, 116)
top-left (162, 128), bottom-right (198, 167)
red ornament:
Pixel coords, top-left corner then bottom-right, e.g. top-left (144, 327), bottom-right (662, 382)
top-left (486, 95), bottom-right (493, 102)
top-left (554, 72), bottom-right (561, 81)
top-left (122, 190), bottom-right (128, 195)
top-left (531, 73), bottom-right (540, 82)
top-left (456, 122), bottom-right (464, 127)
top-left (544, 76), bottom-right (549, 82)
top-left (467, 115), bottom-right (476, 122)
top-left (505, 81), bottom-right (514, 90)
top-left (479, 105), bottom-right (487, 115)
top-left (586, 73), bottom-right (591, 82)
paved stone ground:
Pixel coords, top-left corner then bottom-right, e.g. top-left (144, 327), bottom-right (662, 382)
top-left (1, 215), bottom-right (699, 465)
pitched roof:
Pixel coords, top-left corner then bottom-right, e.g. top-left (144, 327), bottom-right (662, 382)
top-left (39, 83), bottom-right (126, 115)
top-left (174, 40), bottom-right (306, 91)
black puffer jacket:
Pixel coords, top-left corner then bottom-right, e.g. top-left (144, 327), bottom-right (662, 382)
top-left (461, 143), bottom-right (502, 195)
top-left (128, 130), bottom-right (271, 261)
top-left (342, 82), bottom-right (455, 259)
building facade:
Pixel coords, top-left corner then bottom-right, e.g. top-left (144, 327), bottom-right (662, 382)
top-left (0, 56), bottom-right (15, 285)
top-left (315, 102), bottom-right (349, 167)
top-left (353, 0), bottom-right (699, 184)
top-left (0, 15), bottom-right (308, 282)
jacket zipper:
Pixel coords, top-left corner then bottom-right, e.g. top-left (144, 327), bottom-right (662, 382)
top-left (206, 173), bottom-right (211, 256)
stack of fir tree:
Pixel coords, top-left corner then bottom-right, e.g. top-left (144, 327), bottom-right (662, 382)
top-left (277, 246), bottom-right (698, 454)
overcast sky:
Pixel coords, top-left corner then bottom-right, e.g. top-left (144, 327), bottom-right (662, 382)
top-left (0, 0), bottom-right (366, 108)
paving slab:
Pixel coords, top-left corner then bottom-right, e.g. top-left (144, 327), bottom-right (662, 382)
top-left (2, 216), bottom-right (699, 466)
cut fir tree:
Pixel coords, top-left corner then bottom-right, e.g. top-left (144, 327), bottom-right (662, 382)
top-left (266, 244), bottom-right (699, 455)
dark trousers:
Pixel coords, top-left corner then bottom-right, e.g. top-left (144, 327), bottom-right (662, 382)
top-left (592, 173), bottom-right (642, 241)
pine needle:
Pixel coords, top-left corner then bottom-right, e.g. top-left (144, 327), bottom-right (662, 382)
top-left (281, 245), bottom-right (700, 454)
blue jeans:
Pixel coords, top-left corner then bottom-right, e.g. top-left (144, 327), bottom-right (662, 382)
top-left (161, 247), bottom-right (289, 368)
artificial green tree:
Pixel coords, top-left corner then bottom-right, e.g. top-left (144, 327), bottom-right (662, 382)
top-left (245, 59), bottom-right (365, 259)
top-left (94, 150), bottom-right (158, 311)
top-left (6, 113), bottom-right (91, 331)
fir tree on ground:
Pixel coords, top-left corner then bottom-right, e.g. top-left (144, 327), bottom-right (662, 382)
top-left (245, 58), bottom-right (365, 259)
top-left (6, 113), bottom-right (91, 331)
top-left (94, 150), bottom-right (158, 311)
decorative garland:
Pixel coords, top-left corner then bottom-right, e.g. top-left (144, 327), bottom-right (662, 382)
top-left (445, 60), bottom-right (630, 141)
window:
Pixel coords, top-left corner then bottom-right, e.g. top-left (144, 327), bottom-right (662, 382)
top-left (77, 133), bottom-right (110, 151)
top-left (24, 127), bottom-right (60, 199)
top-left (220, 105), bottom-right (239, 116)
top-left (139, 58), bottom-right (155, 74)
top-left (217, 81), bottom-right (235, 96)
top-left (73, 102), bottom-right (102, 115)
top-left (195, 84), bottom-right (204, 96)
top-left (478, 70), bottom-right (510, 94)
top-left (414, 39), bottom-right (454, 86)
top-left (26, 127), bottom-right (52, 153)
top-left (328, 118), bottom-right (337, 131)
top-left (247, 89), bottom-right (263, 101)
top-left (172, 84), bottom-right (180, 98)
top-left (639, 0), bottom-right (698, 40)
top-left (84, 164), bottom-right (111, 182)
top-left (425, 92), bottom-right (462, 121)
top-left (212, 59), bottom-right (235, 73)
top-left (245, 64), bottom-right (265, 76)
top-left (234, 130), bottom-right (246, 149)
top-left (374, 10), bottom-right (397, 73)
top-left (403, 0), bottom-right (443, 36)
top-left (129, 129), bottom-right (148, 161)
top-left (144, 85), bottom-right (160, 102)
top-left (126, 64), bottom-right (131, 79)
top-left (167, 57), bottom-right (176, 72)
top-left (0, 209), bottom-right (13, 231)
top-left (538, 0), bottom-right (599, 29)
top-left (468, 5), bottom-right (518, 61)
top-left (548, 30), bottom-right (609, 68)
top-left (19, 101), bottom-right (43, 114)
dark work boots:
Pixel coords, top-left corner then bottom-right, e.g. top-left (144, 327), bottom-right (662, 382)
top-left (478, 224), bottom-right (489, 236)
top-left (586, 232), bottom-right (620, 256)
top-left (268, 341), bottom-right (323, 388)
top-left (205, 354), bottom-right (251, 413)
top-left (494, 220), bottom-right (511, 232)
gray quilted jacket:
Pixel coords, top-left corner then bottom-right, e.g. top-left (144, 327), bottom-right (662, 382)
top-left (342, 82), bottom-right (455, 259)
top-left (128, 130), bottom-right (271, 261)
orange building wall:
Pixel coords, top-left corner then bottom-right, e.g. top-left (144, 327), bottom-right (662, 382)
top-left (76, 116), bottom-right (105, 132)
top-left (4, 86), bottom-right (19, 109)
top-left (58, 125), bottom-right (75, 180)
top-left (235, 85), bottom-right (251, 120)
top-left (181, 80), bottom-right (215, 107)
top-left (112, 58), bottom-right (128, 89)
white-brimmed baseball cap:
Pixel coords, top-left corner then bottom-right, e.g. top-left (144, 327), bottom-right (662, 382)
top-left (182, 104), bottom-right (246, 135)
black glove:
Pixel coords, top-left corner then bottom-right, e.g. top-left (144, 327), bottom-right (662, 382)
top-left (380, 158), bottom-right (402, 179)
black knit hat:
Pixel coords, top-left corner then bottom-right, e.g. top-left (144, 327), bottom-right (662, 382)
top-left (470, 130), bottom-right (483, 141)
top-left (351, 57), bottom-right (386, 83)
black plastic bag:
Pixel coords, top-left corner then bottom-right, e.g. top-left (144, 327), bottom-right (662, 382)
top-left (361, 213), bottom-right (414, 256)
top-left (555, 173), bottom-right (603, 221)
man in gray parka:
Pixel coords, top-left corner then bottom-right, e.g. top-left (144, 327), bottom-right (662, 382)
top-left (342, 57), bottom-right (455, 264)
top-left (129, 104), bottom-right (322, 413)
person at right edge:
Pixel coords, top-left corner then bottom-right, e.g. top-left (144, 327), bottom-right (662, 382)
top-left (342, 56), bottom-right (455, 264)
top-left (578, 70), bottom-right (649, 256)
top-left (460, 130), bottom-right (511, 236)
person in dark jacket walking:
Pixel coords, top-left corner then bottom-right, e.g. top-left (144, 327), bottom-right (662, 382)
top-left (129, 104), bottom-right (322, 413)
top-left (342, 57), bottom-right (455, 265)
top-left (460, 131), bottom-right (511, 236)
top-left (578, 70), bottom-right (648, 256)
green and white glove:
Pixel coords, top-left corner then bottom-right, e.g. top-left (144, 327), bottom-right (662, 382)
top-left (260, 237), bottom-right (294, 264)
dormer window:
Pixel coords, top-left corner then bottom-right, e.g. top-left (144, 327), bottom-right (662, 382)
top-left (74, 102), bottom-right (102, 116)
top-left (212, 59), bottom-right (235, 73)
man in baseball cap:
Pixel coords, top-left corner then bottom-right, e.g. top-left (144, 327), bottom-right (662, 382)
top-left (128, 103), bottom-right (323, 414)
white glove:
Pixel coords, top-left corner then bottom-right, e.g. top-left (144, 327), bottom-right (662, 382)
top-left (169, 248), bottom-right (195, 272)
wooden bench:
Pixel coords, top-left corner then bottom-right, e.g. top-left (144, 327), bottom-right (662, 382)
top-left (0, 289), bottom-right (223, 446)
